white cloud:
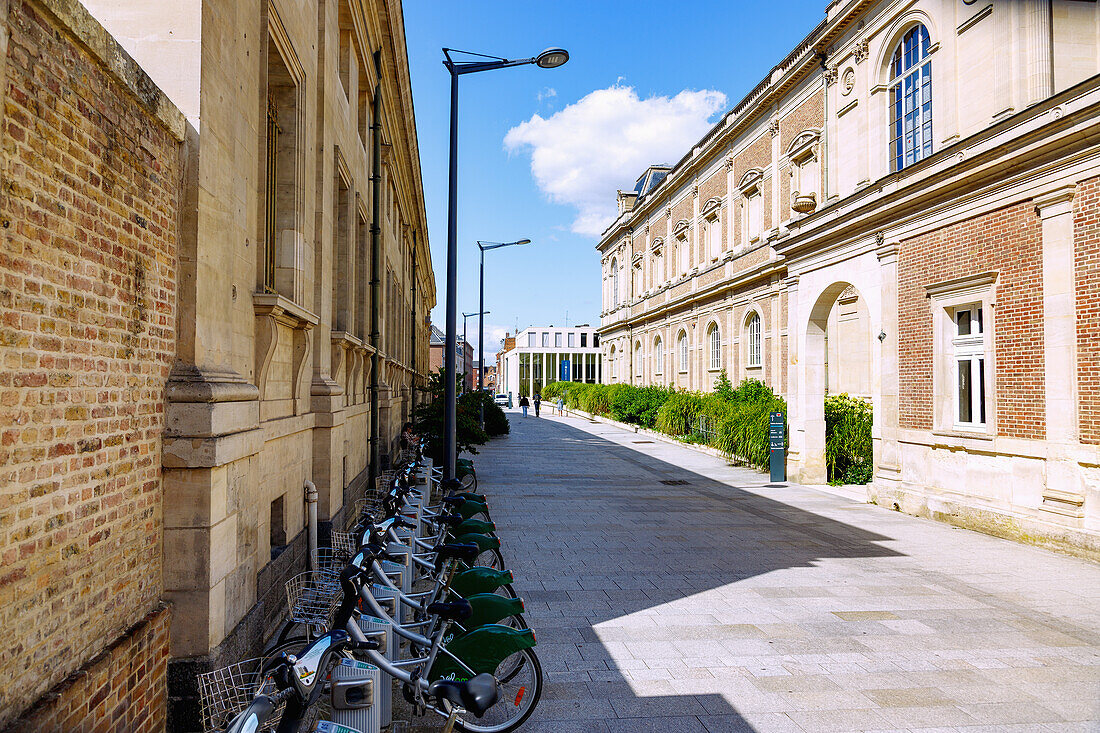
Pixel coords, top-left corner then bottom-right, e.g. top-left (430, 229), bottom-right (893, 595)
top-left (536, 87), bottom-right (557, 103)
top-left (504, 85), bottom-right (727, 236)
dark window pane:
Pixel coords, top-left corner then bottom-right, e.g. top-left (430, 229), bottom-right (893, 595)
top-left (976, 307), bottom-right (983, 334)
top-left (958, 359), bottom-right (972, 423)
top-left (956, 309), bottom-right (971, 335)
top-left (979, 358), bottom-right (986, 424)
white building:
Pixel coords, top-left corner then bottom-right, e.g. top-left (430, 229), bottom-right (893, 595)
top-left (499, 326), bottom-right (603, 400)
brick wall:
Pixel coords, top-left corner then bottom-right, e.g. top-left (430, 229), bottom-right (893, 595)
top-left (898, 202), bottom-right (1045, 438)
top-left (0, 0), bottom-right (181, 726)
top-left (1075, 176), bottom-right (1100, 443)
top-left (1, 604), bottom-right (170, 733)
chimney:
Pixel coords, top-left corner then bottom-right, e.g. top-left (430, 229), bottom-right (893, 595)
top-left (617, 190), bottom-right (638, 214)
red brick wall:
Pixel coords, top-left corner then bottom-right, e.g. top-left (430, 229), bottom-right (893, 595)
top-left (898, 202), bottom-right (1045, 438)
top-left (0, 0), bottom-right (180, 725)
top-left (1075, 176), bottom-right (1100, 443)
top-left (1, 604), bottom-right (170, 733)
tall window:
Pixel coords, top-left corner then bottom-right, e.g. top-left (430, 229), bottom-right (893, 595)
top-left (610, 345), bottom-right (617, 380)
top-left (581, 332), bottom-right (587, 347)
top-left (747, 191), bottom-right (763, 242)
top-left (554, 332), bottom-right (562, 348)
top-left (527, 332), bottom-right (535, 347)
top-left (746, 313), bottom-right (762, 368)
top-left (708, 324), bottom-right (721, 370)
top-left (953, 304), bottom-right (986, 428)
top-left (653, 336), bottom-right (663, 375)
top-left (610, 258), bottom-right (620, 308)
top-left (678, 331), bottom-right (688, 373)
top-left (634, 342), bottom-right (642, 378)
top-left (891, 24), bottom-right (932, 171)
top-left (542, 332), bottom-right (549, 347)
top-left (705, 216), bottom-right (720, 260)
top-left (567, 332), bottom-right (575, 348)
top-left (676, 235), bottom-right (688, 274)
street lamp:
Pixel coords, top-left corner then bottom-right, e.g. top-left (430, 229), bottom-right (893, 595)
top-left (477, 239), bottom-right (531, 427)
top-left (462, 310), bottom-right (489, 393)
top-left (440, 46), bottom-right (569, 487)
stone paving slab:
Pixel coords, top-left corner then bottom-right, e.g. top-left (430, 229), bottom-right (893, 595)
top-left (468, 411), bottom-right (1100, 732)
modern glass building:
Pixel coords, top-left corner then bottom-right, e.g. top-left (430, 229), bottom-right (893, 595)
top-left (499, 326), bottom-right (602, 399)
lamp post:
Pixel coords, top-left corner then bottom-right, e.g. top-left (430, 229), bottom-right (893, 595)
top-left (477, 239), bottom-right (530, 427)
top-left (462, 310), bottom-right (489, 393)
top-left (440, 46), bottom-right (568, 487)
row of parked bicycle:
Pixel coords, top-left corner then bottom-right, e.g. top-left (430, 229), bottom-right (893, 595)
top-left (197, 442), bottom-right (541, 733)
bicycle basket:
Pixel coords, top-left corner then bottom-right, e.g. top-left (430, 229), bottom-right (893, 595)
top-left (285, 571), bottom-right (341, 626)
top-left (330, 531), bottom-right (359, 561)
top-left (197, 658), bottom-right (282, 733)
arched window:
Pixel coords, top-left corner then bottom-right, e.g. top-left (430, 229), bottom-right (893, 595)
top-left (610, 258), bottom-right (619, 308)
top-left (890, 24), bottom-right (932, 171)
top-left (653, 336), bottom-right (663, 375)
top-left (634, 341), bottom-right (642, 378)
top-left (708, 324), bottom-right (721, 370)
top-left (746, 312), bottom-right (762, 368)
top-left (678, 331), bottom-right (688, 373)
top-left (609, 345), bottom-right (617, 380)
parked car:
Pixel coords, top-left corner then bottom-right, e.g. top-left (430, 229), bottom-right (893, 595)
top-left (494, 393), bottom-right (511, 408)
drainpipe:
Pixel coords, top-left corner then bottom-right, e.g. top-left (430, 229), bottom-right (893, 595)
top-left (410, 233), bottom-right (417, 423)
top-left (305, 480), bottom-right (318, 571)
top-left (368, 52), bottom-right (383, 494)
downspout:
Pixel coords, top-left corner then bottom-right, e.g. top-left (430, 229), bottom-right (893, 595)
top-left (305, 480), bottom-right (318, 571)
top-left (410, 233), bottom-right (418, 424)
top-left (368, 51), bottom-right (383, 494)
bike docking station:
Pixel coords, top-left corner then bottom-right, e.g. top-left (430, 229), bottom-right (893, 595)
top-left (769, 411), bottom-right (786, 483)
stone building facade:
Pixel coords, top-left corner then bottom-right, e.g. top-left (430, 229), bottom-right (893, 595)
top-left (598, 0), bottom-right (1100, 559)
top-left (0, 0), bottom-right (184, 728)
top-left (1, 0), bottom-right (434, 728)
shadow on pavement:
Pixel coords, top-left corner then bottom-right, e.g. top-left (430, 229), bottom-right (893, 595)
top-left (475, 413), bottom-right (903, 733)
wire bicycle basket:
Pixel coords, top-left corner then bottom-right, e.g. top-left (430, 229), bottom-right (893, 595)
top-left (285, 571), bottom-right (341, 626)
top-left (197, 658), bottom-right (283, 733)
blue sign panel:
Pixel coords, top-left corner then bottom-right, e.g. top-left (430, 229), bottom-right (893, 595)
top-left (769, 411), bottom-right (786, 483)
top-left (559, 359), bottom-right (570, 382)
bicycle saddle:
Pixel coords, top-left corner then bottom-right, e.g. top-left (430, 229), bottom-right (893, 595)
top-left (426, 599), bottom-right (473, 621)
top-left (428, 673), bottom-right (500, 717)
top-left (433, 543), bottom-right (479, 561)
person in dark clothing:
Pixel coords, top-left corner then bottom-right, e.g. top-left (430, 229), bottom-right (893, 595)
top-left (519, 395), bottom-right (529, 417)
top-left (533, 392), bottom-right (541, 417)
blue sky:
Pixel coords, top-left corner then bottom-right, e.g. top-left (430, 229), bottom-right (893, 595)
top-left (404, 1), bottom-right (826, 356)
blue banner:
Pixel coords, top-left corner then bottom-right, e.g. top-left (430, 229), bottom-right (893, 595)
top-left (559, 359), bottom-right (570, 382)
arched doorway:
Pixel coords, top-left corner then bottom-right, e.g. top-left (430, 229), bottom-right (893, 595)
top-left (802, 282), bottom-right (872, 484)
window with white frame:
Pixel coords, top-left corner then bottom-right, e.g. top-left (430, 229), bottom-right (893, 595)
top-left (890, 24), bottom-right (933, 172)
top-left (678, 331), bottom-right (688, 373)
top-left (542, 332), bottom-right (549, 347)
top-left (746, 312), bottom-right (762, 368)
top-left (554, 332), bottom-right (562, 348)
top-left (527, 332), bottom-right (535, 347)
top-left (634, 341), bottom-right (642, 377)
top-left (567, 332), bottom-right (575, 348)
top-left (654, 250), bottom-right (663, 285)
top-left (676, 234), bottom-right (688, 274)
top-left (747, 190), bottom-right (763, 242)
top-left (610, 345), bottom-right (617, 380)
top-left (653, 336), bottom-right (663, 375)
top-left (610, 257), bottom-right (619, 308)
top-left (708, 323), bottom-right (721, 370)
top-left (952, 304), bottom-right (986, 428)
top-left (705, 215), bottom-right (721, 260)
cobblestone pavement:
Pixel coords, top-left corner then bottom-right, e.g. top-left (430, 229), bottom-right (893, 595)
top-left (474, 410), bottom-right (1100, 733)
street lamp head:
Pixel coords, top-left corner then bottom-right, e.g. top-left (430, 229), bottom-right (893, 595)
top-left (514, 239), bottom-right (532, 246)
top-left (535, 48), bottom-right (569, 69)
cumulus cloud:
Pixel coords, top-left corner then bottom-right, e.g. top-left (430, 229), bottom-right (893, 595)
top-left (504, 85), bottom-right (727, 236)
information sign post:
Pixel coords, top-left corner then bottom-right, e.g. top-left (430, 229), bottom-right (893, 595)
top-left (769, 411), bottom-right (786, 483)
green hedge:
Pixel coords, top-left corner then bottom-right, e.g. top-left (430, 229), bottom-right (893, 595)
top-left (542, 378), bottom-right (872, 482)
top-left (824, 394), bottom-right (872, 485)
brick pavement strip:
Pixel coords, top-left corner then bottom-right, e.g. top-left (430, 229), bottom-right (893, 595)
top-left (404, 411), bottom-right (1100, 732)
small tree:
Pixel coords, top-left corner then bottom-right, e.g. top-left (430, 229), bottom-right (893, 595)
top-left (714, 368), bottom-right (734, 401)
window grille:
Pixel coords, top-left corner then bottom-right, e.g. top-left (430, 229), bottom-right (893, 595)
top-left (953, 304), bottom-right (986, 428)
top-left (678, 332), bottom-right (688, 373)
top-left (891, 24), bottom-right (933, 171)
top-left (708, 325), bottom-right (721, 370)
top-left (747, 313), bottom-right (762, 367)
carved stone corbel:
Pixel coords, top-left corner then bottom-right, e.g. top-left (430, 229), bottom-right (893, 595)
top-left (254, 310), bottom-right (279, 400)
top-left (293, 325), bottom-right (314, 414)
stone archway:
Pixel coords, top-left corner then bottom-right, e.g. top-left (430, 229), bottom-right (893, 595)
top-left (801, 281), bottom-right (872, 484)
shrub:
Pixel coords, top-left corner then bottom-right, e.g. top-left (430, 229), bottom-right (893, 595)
top-left (713, 381), bottom-right (787, 470)
top-left (461, 390), bottom-right (510, 437)
top-left (824, 393), bottom-right (872, 485)
top-left (713, 369), bottom-right (734, 401)
top-left (609, 385), bottom-right (671, 428)
top-left (655, 391), bottom-right (703, 435)
top-left (414, 369), bottom-right (490, 462)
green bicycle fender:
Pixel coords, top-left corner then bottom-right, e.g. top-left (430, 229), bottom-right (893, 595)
top-left (449, 567), bottom-right (514, 598)
top-left (459, 593), bottom-right (525, 629)
top-left (451, 532), bottom-right (500, 552)
top-left (456, 500), bottom-right (490, 520)
top-left (450, 519), bottom-right (496, 536)
top-left (429, 625), bottom-right (536, 681)
top-left (452, 491), bottom-right (487, 503)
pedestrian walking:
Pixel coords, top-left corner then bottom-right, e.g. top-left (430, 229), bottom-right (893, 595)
top-left (519, 395), bottom-right (529, 417)
top-left (556, 396), bottom-right (564, 416)
top-left (533, 392), bottom-right (541, 417)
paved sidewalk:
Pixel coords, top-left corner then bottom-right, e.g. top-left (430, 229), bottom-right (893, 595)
top-left (477, 410), bottom-right (1100, 732)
